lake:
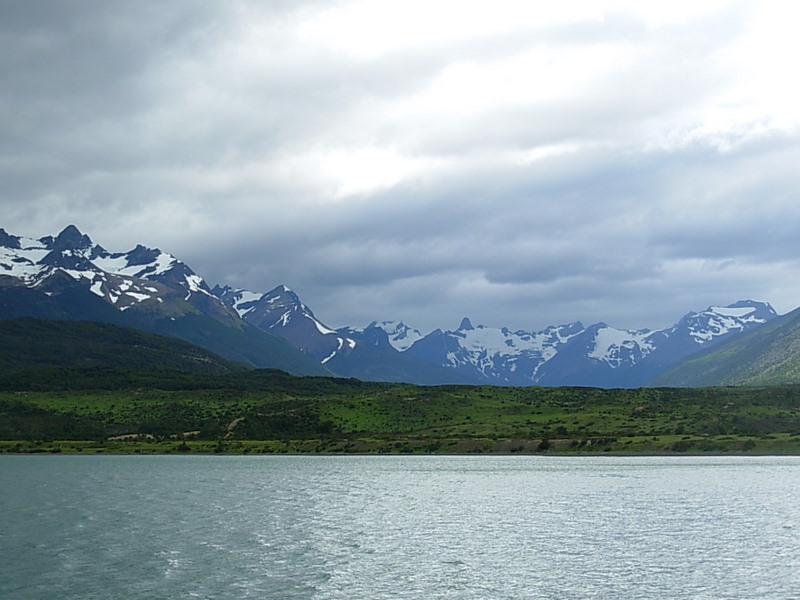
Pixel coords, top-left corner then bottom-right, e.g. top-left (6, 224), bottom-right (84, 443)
top-left (2, 455), bottom-right (799, 599)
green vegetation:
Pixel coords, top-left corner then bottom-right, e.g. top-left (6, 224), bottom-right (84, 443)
top-left (2, 367), bottom-right (800, 454)
top-left (0, 318), bottom-right (245, 375)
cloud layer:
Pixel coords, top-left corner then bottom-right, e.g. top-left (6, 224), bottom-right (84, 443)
top-left (3, 0), bottom-right (800, 332)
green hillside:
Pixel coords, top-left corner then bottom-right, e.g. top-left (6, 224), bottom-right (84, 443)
top-left (0, 318), bottom-right (245, 376)
top-left (651, 306), bottom-right (800, 387)
top-left (0, 286), bottom-right (331, 377)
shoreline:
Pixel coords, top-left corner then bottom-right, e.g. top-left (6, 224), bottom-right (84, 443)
top-left (4, 439), bottom-right (800, 457)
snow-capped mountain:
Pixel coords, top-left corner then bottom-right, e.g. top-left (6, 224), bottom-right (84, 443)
top-left (213, 284), bottom-right (356, 363)
top-left (0, 224), bottom-right (230, 319)
top-left (0, 225), bottom-right (328, 376)
top-left (398, 318), bottom-right (583, 386)
top-left (371, 301), bottom-right (777, 387)
top-left (674, 301), bottom-right (776, 342)
top-left (652, 304), bottom-right (800, 387)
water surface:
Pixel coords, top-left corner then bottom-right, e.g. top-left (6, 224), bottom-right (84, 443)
top-left (2, 455), bottom-right (799, 599)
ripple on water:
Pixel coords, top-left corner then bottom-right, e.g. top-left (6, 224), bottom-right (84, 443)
top-left (1, 455), bottom-right (800, 600)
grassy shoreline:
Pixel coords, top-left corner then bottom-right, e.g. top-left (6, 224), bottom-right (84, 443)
top-left (4, 432), bottom-right (800, 455)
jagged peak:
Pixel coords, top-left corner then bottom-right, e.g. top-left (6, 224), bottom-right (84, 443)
top-left (51, 224), bottom-right (93, 252)
top-left (459, 317), bottom-right (474, 331)
top-left (372, 320), bottom-right (416, 332)
top-left (265, 284), bottom-right (300, 302)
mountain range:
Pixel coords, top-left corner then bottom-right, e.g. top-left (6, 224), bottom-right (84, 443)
top-left (1, 225), bottom-right (796, 387)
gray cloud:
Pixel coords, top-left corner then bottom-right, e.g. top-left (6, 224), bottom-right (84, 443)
top-left (3, 0), bottom-right (800, 333)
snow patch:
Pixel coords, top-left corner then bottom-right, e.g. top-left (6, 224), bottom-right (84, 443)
top-left (150, 253), bottom-right (178, 275)
top-left (125, 292), bottom-right (152, 302)
top-left (710, 306), bottom-right (756, 318)
top-left (184, 274), bottom-right (205, 292)
top-left (234, 290), bottom-right (262, 306)
top-left (63, 269), bottom-right (95, 282)
top-left (311, 316), bottom-right (338, 336)
top-left (93, 251), bottom-right (178, 279)
top-left (237, 305), bottom-right (257, 318)
top-left (90, 281), bottom-right (104, 297)
top-left (92, 254), bottom-right (129, 274)
top-left (321, 338), bottom-right (344, 364)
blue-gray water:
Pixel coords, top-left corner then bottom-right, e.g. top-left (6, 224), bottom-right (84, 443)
top-left (2, 455), bottom-right (799, 600)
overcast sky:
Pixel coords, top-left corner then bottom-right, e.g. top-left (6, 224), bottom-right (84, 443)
top-left (3, 0), bottom-right (800, 333)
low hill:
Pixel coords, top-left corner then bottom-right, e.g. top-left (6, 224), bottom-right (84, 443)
top-left (650, 306), bottom-right (800, 386)
top-left (0, 286), bottom-right (331, 377)
top-left (0, 318), bottom-right (246, 376)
